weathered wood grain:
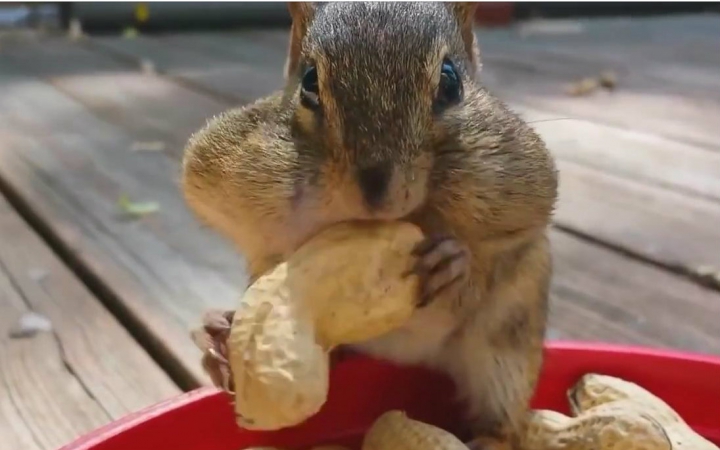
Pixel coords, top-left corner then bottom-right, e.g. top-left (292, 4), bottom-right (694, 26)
top-left (514, 106), bottom-right (720, 203)
top-left (478, 49), bottom-right (720, 153)
top-left (0, 193), bottom-right (179, 450)
top-left (548, 229), bottom-right (720, 354)
top-left (87, 33), bottom-right (283, 103)
top-left (0, 37), bottom-right (232, 158)
top-left (0, 63), bottom-right (240, 386)
top-left (88, 33), bottom-right (285, 102)
top-left (478, 15), bottom-right (720, 75)
top-left (472, 15), bottom-right (720, 150)
top-left (554, 160), bottom-right (720, 276)
top-left (478, 14), bottom-right (720, 89)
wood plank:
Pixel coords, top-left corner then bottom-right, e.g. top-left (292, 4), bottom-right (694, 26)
top-left (513, 107), bottom-right (720, 203)
top-left (479, 14), bottom-right (720, 70)
top-left (482, 14), bottom-right (720, 78)
top-left (473, 16), bottom-right (720, 151)
top-left (88, 34), bottom-right (285, 102)
top-left (515, 14), bottom-right (720, 40)
top-left (0, 193), bottom-right (179, 450)
top-left (93, 29), bottom-right (289, 70)
top-left (554, 160), bottom-right (720, 277)
top-left (155, 29), bottom-right (290, 69)
top-left (82, 32), bottom-right (720, 273)
top-left (477, 46), bottom-right (720, 152)
top-left (86, 33), bottom-right (283, 103)
top-left (548, 229), bottom-right (720, 354)
top-left (0, 37), bottom-right (233, 158)
top-left (480, 36), bottom-right (720, 92)
top-left (0, 55), bottom-right (240, 386)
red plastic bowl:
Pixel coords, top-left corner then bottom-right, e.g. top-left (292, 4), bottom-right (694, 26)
top-left (62, 341), bottom-right (720, 450)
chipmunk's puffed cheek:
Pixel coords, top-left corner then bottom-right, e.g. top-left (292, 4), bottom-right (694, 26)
top-left (294, 107), bottom-right (319, 135)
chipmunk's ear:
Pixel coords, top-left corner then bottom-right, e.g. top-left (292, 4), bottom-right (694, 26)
top-left (447, 2), bottom-right (480, 77)
top-left (284, 2), bottom-right (317, 80)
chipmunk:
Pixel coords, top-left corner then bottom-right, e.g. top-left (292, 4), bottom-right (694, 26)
top-left (182, 2), bottom-right (558, 449)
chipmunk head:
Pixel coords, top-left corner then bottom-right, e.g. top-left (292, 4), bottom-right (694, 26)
top-left (284, 2), bottom-right (480, 221)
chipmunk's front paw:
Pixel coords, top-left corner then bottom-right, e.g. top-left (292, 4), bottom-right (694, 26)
top-left (190, 309), bottom-right (235, 391)
top-left (409, 234), bottom-right (470, 307)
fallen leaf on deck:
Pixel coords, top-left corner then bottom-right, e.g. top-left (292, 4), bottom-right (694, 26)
top-left (565, 77), bottom-right (600, 96)
top-left (130, 140), bottom-right (165, 152)
top-left (598, 70), bottom-right (618, 90)
top-left (566, 70), bottom-right (619, 96)
top-left (117, 194), bottom-right (160, 218)
top-left (8, 312), bottom-right (53, 339)
top-left (122, 27), bottom-right (139, 39)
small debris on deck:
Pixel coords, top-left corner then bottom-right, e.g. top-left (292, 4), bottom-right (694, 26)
top-left (117, 194), bottom-right (160, 218)
top-left (565, 70), bottom-right (618, 96)
top-left (8, 311), bottom-right (53, 339)
top-left (130, 140), bottom-right (166, 152)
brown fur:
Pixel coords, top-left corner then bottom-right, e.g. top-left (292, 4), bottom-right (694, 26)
top-left (182, 2), bottom-right (558, 448)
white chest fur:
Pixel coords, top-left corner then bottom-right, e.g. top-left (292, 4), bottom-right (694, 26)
top-left (350, 304), bottom-right (457, 367)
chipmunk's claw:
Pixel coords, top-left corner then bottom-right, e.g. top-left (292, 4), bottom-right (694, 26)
top-left (408, 234), bottom-right (470, 307)
top-left (191, 309), bottom-right (235, 392)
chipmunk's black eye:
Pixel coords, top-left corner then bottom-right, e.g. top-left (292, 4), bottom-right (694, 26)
top-left (434, 58), bottom-right (462, 113)
top-left (300, 65), bottom-right (320, 109)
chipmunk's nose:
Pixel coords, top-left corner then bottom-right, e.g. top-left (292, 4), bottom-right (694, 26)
top-left (357, 164), bottom-right (391, 209)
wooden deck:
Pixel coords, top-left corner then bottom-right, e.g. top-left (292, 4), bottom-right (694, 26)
top-left (1, 13), bottom-right (720, 449)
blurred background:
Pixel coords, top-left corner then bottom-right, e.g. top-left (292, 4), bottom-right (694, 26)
top-left (1, 3), bottom-right (720, 450)
top-left (2, 2), bottom-right (719, 33)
